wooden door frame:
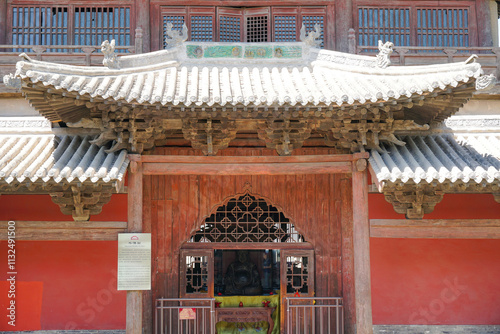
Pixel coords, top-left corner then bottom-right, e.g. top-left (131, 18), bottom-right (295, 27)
top-left (180, 243), bottom-right (314, 334)
top-left (127, 153), bottom-right (372, 334)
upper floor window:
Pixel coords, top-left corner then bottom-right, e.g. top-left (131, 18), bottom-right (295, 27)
top-left (9, 2), bottom-right (132, 51)
top-left (161, 6), bottom-right (326, 48)
top-left (356, 1), bottom-right (476, 47)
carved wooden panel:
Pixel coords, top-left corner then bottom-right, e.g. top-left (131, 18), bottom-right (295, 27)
top-left (189, 191), bottom-right (305, 243)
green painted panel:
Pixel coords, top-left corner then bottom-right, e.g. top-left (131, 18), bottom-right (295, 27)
top-left (244, 46), bottom-right (273, 59)
top-left (274, 46), bottom-right (302, 58)
top-left (204, 45), bottom-right (243, 58)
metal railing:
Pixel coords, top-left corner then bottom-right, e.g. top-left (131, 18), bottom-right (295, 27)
top-left (155, 298), bottom-right (215, 334)
top-left (285, 297), bottom-right (344, 334)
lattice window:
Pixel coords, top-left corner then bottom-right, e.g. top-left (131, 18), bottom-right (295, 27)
top-left (191, 16), bottom-right (214, 41)
top-left (185, 255), bottom-right (209, 294)
top-left (189, 192), bottom-right (305, 243)
top-left (74, 7), bottom-right (131, 52)
top-left (303, 15), bottom-right (325, 48)
top-left (247, 15), bottom-right (269, 42)
top-left (358, 7), bottom-right (410, 46)
top-left (160, 6), bottom-right (327, 46)
top-left (9, 3), bottom-right (132, 52)
top-left (357, 3), bottom-right (475, 47)
top-left (11, 6), bottom-right (69, 51)
top-left (417, 8), bottom-right (469, 47)
top-left (219, 16), bottom-right (242, 42)
top-left (274, 15), bottom-right (297, 42)
top-left (285, 255), bottom-right (310, 294)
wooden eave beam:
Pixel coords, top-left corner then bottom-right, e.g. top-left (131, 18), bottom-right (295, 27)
top-left (370, 219), bottom-right (500, 239)
top-left (130, 154), bottom-right (368, 176)
top-left (0, 221), bottom-right (127, 240)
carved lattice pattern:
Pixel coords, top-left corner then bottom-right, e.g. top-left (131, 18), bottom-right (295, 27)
top-left (219, 16), bottom-right (241, 42)
top-left (357, 5), bottom-right (472, 47)
top-left (274, 15), bottom-right (297, 41)
top-left (247, 15), bottom-right (269, 42)
top-left (185, 255), bottom-right (209, 294)
top-left (358, 7), bottom-right (411, 46)
top-left (11, 6), bottom-right (69, 52)
top-left (190, 192), bottom-right (305, 243)
top-left (417, 8), bottom-right (469, 47)
top-left (286, 256), bottom-right (310, 294)
top-left (74, 6), bottom-right (131, 49)
top-left (191, 15), bottom-right (214, 41)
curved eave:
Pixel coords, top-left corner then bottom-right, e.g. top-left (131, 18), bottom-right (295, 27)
top-left (369, 134), bottom-right (500, 189)
top-left (0, 134), bottom-right (129, 192)
top-left (11, 46), bottom-right (483, 123)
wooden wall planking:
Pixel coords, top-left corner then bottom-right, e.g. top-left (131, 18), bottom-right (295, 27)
top-left (145, 147), bottom-right (349, 301)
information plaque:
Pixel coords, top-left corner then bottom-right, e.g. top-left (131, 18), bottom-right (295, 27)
top-left (117, 233), bottom-right (152, 290)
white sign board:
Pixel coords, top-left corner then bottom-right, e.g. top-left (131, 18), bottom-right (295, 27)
top-left (117, 233), bottom-right (151, 290)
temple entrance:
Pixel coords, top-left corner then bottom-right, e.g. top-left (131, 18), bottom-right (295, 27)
top-left (154, 190), bottom-right (342, 334)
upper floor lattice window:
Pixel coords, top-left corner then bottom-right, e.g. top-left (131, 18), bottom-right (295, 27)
top-left (161, 6), bottom-right (326, 48)
top-left (357, 1), bottom-right (476, 47)
top-left (9, 2), bottom-right (132, 51)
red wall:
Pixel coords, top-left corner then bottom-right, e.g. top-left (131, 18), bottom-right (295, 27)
top-left (0, 194), bottom-right (127, 331)
top-left (1, 191), bottom-right (499, 329)
top-left (369, 193), bottom-right (500, 325)
top-left (0, 241), bottom-right (126, 331)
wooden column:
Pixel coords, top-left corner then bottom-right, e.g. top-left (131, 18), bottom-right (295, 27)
top-left (0, 0), bottom-right (7, 45)
top-left (136, 0), bottom-right (151, 52)
top-left (127, 158), bottom-right (144, 334)
top-left (341, 175), bottom-right (356, 334)
top-left (476, 0), bottom-right (493, 47)
top-left (335, 0), bottom-right (353, 52)
top-left (352, 157), bottom-right (373, 334)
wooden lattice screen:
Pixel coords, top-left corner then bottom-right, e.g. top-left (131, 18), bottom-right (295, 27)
top-left (356, 1), bottom-right (476, 47)
top-left (189, 192), bottom-right (305, 243)
top-left (8, 2), bottom-right (133, 51)
top-left (161, 6), bottom-right (326, 46)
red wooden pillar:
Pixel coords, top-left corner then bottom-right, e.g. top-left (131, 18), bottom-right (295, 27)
top-left (127, 158), bottom-right (144, 334)
top-left (136, 0), bottom-right (151, 52)
top-left (0, 0), bottom-right (7, 45)
top-left (351, 156), bottom-right (373, 334)
top-left (476, 0), bottom-right (493, 47)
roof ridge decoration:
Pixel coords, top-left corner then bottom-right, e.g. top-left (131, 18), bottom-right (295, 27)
top-left (101, 40), bottom-right (120, 70)
top-left (165, 23), bottom-right (189, 48)
top-left (3, 37), bottom-right (497, 155)
top-left (300, 23), bottom-right (322, 48)
top-left (376, 41), bottom-right (393, 69)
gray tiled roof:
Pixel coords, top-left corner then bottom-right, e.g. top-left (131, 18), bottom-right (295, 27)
top-left (12, 44), bottom-right (484, 109)
top-left (369, 134), bottom-right (500, 185)
top-left (0, 134), bottom-right (128, 186)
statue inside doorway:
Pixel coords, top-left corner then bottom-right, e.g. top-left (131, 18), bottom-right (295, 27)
top-left (224, 250), bottom-right (263, 296)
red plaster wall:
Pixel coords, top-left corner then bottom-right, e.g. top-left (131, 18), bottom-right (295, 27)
top-left (1, 191), bottom-right (500, 328)
top-left (369, 193), bottom-right (500, 325)
top-left (0, 241), bottom-right (126, 330)
top-left (0, 194), bottom-right (128, 330)
top-left (0, 194), bottom-right (128, 221)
